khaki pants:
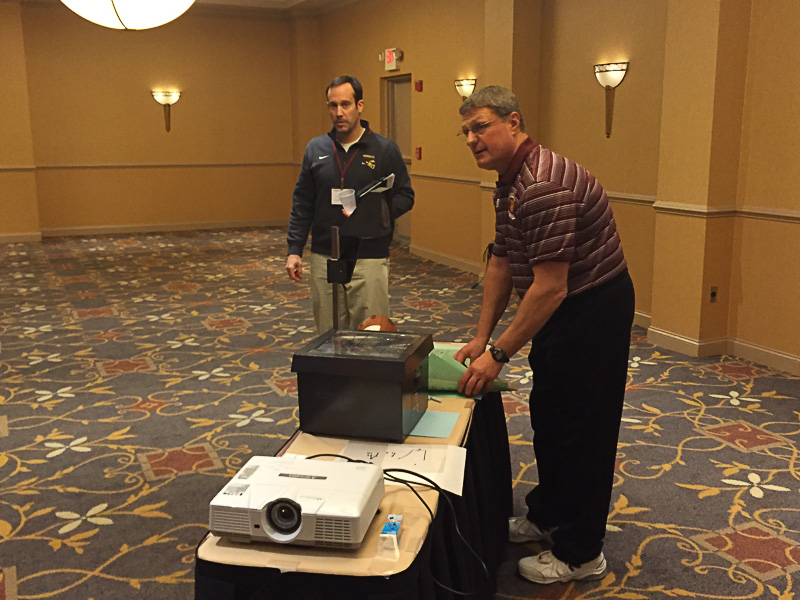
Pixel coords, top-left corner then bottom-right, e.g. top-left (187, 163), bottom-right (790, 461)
top-left (309, 252), bottom-right (390, 334)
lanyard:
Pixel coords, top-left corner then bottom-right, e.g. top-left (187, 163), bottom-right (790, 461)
top-left (332, 139), bottom-right (360, 188)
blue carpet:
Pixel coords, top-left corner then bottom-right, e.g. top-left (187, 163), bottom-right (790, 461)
top-left (1, 227), bottom-right (799, 599)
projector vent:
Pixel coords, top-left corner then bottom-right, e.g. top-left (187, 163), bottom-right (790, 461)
top-left (211, 508), bottom-right (251, 535)
top-left (314, 517), bottom-right (352, 544)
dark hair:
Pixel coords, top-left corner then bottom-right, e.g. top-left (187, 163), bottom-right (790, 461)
top-left (326, 76), bottom-right (363, 103)
top-left (459, 85), bottom-right (525, 132)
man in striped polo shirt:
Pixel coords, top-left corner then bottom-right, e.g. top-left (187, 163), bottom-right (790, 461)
top-left (454, 86), bottom-right (635, 585)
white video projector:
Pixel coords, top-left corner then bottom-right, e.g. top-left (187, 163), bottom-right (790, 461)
top-left (209, 456), bottom-right (384, 548)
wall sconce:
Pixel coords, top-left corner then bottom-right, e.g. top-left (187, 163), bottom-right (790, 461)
top-left (594, 62), bottom-right (628, 138)
top-left (61, 0), bottom-right (195, 30)
top-left (454, 79), bottom-right (477, 101)
top-left (152, 91), bottom-right (181, 133)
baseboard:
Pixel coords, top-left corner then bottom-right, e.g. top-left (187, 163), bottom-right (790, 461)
top-left (647, 326), bottom-right (800, 376)
top-left (647, 326), bottom-right (727, 358)
top-left (633, 310), bottom-right (650, 329)
top-left (408, 244), bottom-right (483, 275)
top-left (0, 232), bottom-right (42, 243)
top-left (730, 338), bottom-right (800, 376)
top-left (40, 220), bottom-right (289, 238)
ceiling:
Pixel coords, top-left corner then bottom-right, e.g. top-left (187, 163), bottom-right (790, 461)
top-left (197, 0), bottom-right (325, 8)
top-left (15, 0), bottom-right (357, 17)
top-left (194, 0), bottom-right (354, 16)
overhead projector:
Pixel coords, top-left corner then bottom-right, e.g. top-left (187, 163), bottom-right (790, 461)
top-left (209, 456), bottom-right (384, 548)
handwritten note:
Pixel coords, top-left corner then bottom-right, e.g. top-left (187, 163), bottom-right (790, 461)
top-left (341, 442), bottom-right (466, 495)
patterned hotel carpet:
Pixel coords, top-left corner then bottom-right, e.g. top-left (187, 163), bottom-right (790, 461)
top-left (1, 227), bottom-right (799, 600)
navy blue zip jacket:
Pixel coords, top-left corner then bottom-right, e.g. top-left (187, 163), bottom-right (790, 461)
top-left (287, 120), bottom-right (414, 258)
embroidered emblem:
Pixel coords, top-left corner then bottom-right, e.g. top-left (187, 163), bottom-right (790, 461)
top-left (363, 158), bottom-right (376, 169)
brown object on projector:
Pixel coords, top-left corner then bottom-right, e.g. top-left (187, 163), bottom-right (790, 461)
top-left (357, 314), bottom-right (398, 332)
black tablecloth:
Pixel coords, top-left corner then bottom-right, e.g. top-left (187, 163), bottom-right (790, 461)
top-left (194, 391), bottom-right (512, 600)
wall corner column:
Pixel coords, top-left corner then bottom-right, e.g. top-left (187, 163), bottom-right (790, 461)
top-left (649, 0), bottom-right (750, 357)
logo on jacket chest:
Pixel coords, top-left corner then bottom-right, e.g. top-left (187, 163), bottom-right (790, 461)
top-left (362, 154), bottom-right (376, 169)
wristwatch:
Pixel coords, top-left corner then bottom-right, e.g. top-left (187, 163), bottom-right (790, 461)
top-left (488, 343), bottom-right (510, 364)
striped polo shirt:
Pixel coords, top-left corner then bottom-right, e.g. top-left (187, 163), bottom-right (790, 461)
top-left (492, 139), bottom-right (627, 299)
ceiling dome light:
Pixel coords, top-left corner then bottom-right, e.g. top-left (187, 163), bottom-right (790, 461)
top-left (60, 0), bottom-right (196, 30)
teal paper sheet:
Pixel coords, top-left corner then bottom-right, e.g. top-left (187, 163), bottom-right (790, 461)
top-left (409, 410), bottom-right (460, 438)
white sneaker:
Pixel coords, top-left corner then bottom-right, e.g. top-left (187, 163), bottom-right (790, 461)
top-left (508, 516), bottom-right (554, 544)
top-left (518, 550), bottom-right (607, 584)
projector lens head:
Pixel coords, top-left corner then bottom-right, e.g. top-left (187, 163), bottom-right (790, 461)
top-left (266, 498), bottom-right (302, 533)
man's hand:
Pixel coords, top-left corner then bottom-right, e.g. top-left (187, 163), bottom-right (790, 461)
top-left (454, 338), bottom-right (502, 397)
top-left (286, 254), bottom-right (303, 281)
top-left (453, 338), bottom-right (487, 366)
top-left (457, 350), bottom-right (503, 397)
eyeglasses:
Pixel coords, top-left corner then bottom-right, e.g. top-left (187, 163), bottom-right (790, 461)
top-left (457, 118), bottom-right (499, 139)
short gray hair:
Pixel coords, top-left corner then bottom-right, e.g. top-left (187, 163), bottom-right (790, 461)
top-left (459, 85), bottom-right (525, 132)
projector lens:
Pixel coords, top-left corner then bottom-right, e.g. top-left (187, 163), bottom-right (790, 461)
top-left (266, 499), bottom-right (301, 533)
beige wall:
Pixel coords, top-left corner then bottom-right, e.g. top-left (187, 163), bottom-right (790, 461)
top-left (315, 0), bottom-right (488, 270)
top-left (312, 0), bottom-right (668, 311)
top-left (316, 0), bottom-right (485, 178)
top-left (408, 179), bottom-right (485, 272)
top-left (34, 166), bottom-right (296, 232)
top-left (535, 0), bottom-right (667, 321)
top-left (738, 0), bottom-right (800, 214)
top-left (512, 0), bottom-right (542, 138)
top-left (731, 219), bottom-right (800, 355)
top-left (2, 0), bottom-right (800, 372)
top-left (16, 3), bottom-right (298, 234)
top-left (730, 1), bottom-right (800, 360)
top-left (650, 1), bottom-right (745, 348)
top-left (656, 0), bottom-right (719, 210)
top-left (537, 0), bottom-right (667, 195)
top-left (643, 0), bottom-right (800, 370)
top-left (290, 17), bottom-right (326, 164)
top-left (610, 201), bottom-right (655, 320)
top-left (23, 7), bottom-right (293, 166)
top-left (651, 1), bottom-right (722, 343)
top-left (0, 3), bottom-right (40, 240)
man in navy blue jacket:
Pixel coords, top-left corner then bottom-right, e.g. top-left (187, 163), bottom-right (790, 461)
top-left (286, 75), bottom-right (414, 333)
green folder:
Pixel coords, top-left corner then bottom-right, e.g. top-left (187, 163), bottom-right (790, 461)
top-left (424, 347), bottom-right (514, 392)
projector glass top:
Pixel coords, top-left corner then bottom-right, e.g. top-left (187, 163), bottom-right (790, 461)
top-left (308, 331), bottom-right (421, 359)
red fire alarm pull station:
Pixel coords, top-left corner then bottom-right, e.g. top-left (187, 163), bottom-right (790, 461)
top-left (414, 80), bottom-right (423, 92)
top-left (415, 147), bottom-right (422, 160)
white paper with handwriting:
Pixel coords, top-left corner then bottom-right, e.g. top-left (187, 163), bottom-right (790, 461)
top-left (339, 442), bottom-right (466, 496)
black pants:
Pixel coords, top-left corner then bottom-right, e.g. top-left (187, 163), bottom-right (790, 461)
top-left (525, 270), bottom-right (635, 566)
